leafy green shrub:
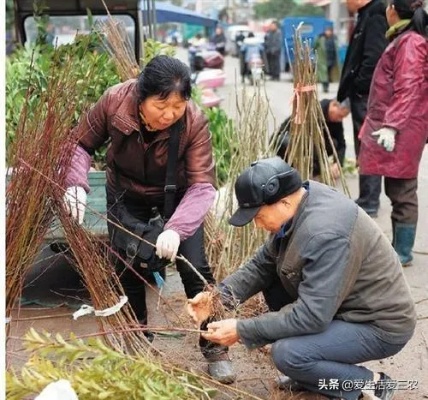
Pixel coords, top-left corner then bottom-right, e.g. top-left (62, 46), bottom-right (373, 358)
top-left (140, 38), bottom-right (176, 66)
top-left (204, 106), bottom-right (235, 187)
top-left (6, 33), bottom-right (121, 165)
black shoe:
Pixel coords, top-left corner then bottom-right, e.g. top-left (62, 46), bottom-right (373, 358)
top-left (355, 199), bottom-right (378, 218)
top-left (363, 208), bottom-right (378, 218)
top-left (374, 372), bottom-right (396, 400)
top-left (207, 360), bottom-right (236, 384)
top-left (137, 320), bottom-right (154, 343)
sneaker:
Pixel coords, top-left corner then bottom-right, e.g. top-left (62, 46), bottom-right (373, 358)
top-left (207, 360), bottom-right (236, 384)
top-left (374, 372), bottom-right (396, 400)
top-left (275, 375), bottom-right (304, 391)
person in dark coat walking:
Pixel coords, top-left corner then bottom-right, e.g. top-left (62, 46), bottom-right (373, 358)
top-left (211, 26), bottom-right (227, 56)
top-left (264, 20), bottom-right (282, 81)
top-left (314, 26), bottom-right (340, 93)
top-left (272, 99), bottom-right (349, 179)
top-left (337, 0), bottom-right (388, 217)
top-left (358, 0), bottom-right (428, 266)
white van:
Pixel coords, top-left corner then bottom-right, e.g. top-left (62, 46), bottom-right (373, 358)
top-left (225, 25), bottom-right (252, 57)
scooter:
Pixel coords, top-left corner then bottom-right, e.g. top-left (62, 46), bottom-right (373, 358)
top-left (247, 53), bottom-right (264, 85)
top-left (189, 44), bottom-right (226, 108)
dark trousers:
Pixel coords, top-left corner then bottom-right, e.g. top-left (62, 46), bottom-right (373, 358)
top-left (106, 192), bottom-right (227, 358)
top-left (351, 94), bottom-right (382, 211)
top-left (322, 65), bottom-right (335, 92)
top-left (267, 52), bottom-right (280, 79)
top-left (263, 280), bottom-right (410, 400)
top-left (272, 321), bottom-right (407, 400)
top-left (385, 177), bottom-right (418, 224)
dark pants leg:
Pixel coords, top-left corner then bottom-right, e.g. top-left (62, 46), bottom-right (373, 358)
top-left (385, 177), bottom-right (418, 224)
top-left (267, 53), bottom-right (280, 79)
top-left (175, 224), bottom-right (228, 359)
top-left (351, 94), bottom-right (381, 213)
top-left (271, 320), bottom-right (408, 400)
top-left (386, 177), bottom-right (418, 265)
top-left (107, 205), bottom-right (150, 324)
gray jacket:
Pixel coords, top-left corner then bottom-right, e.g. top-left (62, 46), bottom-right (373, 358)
top-left (264, 29), bottom-right (282, 55)
top-left (222, 181), bottom-right (416, 348)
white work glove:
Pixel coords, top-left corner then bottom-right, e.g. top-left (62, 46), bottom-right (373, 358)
top-left (156, 229), bottom-right (180, 261)
top-left (372, 127), bottom-right (397, 152)
top-left (35, 379), bottom-right (79, 400)
top-left (63, 186), bottom-right (87, 225)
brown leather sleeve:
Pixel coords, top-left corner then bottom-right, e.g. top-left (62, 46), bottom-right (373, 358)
top-left (74, 90), bottom-right (111, 152)
top-left (185, 106), bottom-right (216, 188)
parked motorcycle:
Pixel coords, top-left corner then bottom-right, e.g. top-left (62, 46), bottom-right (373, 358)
top-left (188, 43), bottom-right (226, 108)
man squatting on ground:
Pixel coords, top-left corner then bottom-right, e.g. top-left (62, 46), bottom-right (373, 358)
top-left (188, 157), bottom-right (416, 400)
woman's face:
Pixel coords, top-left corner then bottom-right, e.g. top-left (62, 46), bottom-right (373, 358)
top-left (140, 92), bottom-right (187, 131)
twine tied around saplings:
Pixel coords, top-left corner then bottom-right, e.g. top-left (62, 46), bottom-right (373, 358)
top-left (292, 83), bottom-right (317, 124)
top-left (73, 296), bottom-right (128, 320)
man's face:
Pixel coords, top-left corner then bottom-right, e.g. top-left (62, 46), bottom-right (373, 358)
top-left (253, 201), bottom-right (292, 233)
top-left (328, 101), bottom-right (350, 122)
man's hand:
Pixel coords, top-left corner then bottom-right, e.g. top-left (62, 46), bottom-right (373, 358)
top-left (63, 186), bottom-right (87, 225)
top-left (372, 127), bottom-right (397, 152)
top-left (330, 163), bottom-right (340, 179)
top-left (187, 292), bottom-right (213, 327)
top-left (156, 229), bottom-right (180, 261)
top-left (202, 319), bottom-right (239, 347)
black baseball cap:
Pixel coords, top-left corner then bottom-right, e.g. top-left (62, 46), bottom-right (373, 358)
top-left (229, 157), bottom-right (302, 227)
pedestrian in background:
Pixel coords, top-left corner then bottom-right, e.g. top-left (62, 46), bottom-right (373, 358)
top-left (272, 98), bottom-right (349, 179)
top-left (314, 26), bottom-right (340, 93)
top-left (211, 26), bottom-right (227, 56)
top-left (358, 0), bottom-right (428, 266)
top-left (264, 20), bottom-right (282, 81)
top-left (337, 0), bottom-right (388, 217)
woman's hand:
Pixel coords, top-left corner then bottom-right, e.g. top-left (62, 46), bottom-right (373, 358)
top-left (187, 292), bottom-right (213, 327)
top-left (202, 319), bottom-right (240, 347)
top-left (156, 229), bottom-right (180, 261)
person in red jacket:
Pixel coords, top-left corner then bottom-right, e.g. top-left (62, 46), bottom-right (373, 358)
top-left (358, 0), bottom-right (428, 266)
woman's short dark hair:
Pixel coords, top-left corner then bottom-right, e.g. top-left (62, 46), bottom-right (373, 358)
top-left (137, 55), bottom-right (192, 102)
top-left (392, 0), bottom-right (428, 36)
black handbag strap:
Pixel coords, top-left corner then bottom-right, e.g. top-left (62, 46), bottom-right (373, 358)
top-left (164, 121), bottom-right (182, 220)
top-left (114, 121), bottom-right (182, 220)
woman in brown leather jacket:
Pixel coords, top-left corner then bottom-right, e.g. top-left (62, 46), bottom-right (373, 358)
top-left (64, 55), bottom-right (235, 383)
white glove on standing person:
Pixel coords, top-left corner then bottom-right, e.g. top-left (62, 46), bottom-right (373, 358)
top-left (63, 186), bottom-right (87, 225)
top-left (372, 127), bottom-right (397, 152)
top-left (156, 229), bottom-right (180, 261)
